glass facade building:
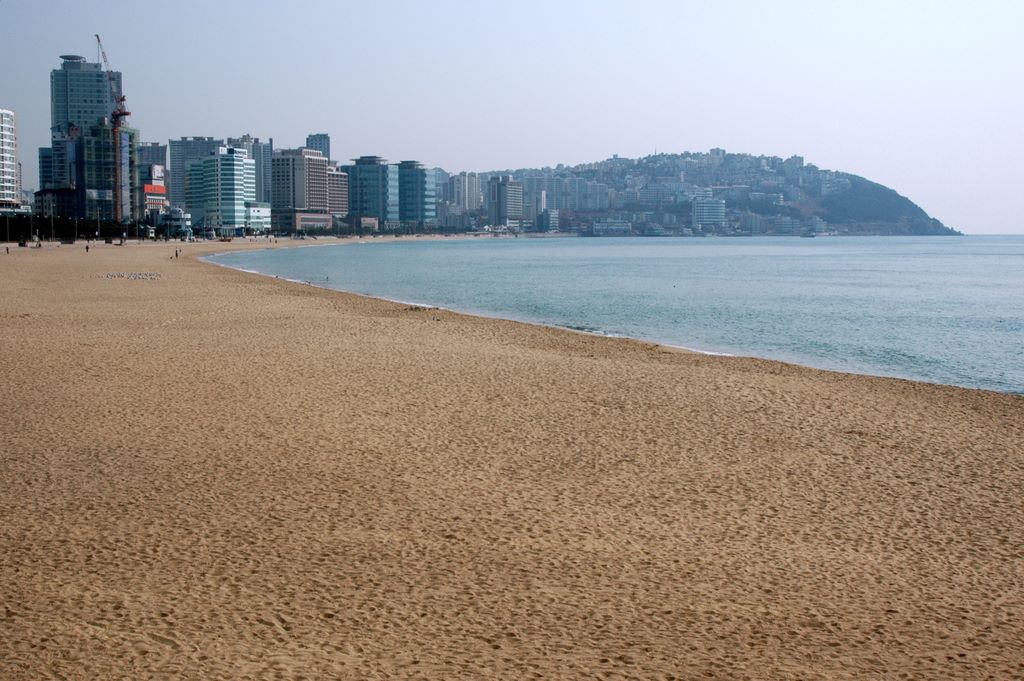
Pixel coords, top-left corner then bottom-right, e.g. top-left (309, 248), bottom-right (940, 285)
top-left (342, 156), bottom-right (399, 225)
top-left (186, 146), bottom-right (256, 236)
top-left (397, 160), bottom-right (436, 227)
top-left (50, 55), bottom-right (120, 136)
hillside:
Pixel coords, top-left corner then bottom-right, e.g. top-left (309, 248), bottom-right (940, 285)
top-left (489, 150), bottom-right (962, 236)
top-left (808, 175), bottom-right (960, 235)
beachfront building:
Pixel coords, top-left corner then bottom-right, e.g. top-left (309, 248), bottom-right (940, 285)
top-left (327, 165), bottom-right (348, 217)
top-left (397, 160), bottom-right (436, 229)
top-left (245, 201), bottom-right (272, 233)
top-left (36, 54), bottom-right (140, 222)
top-left (39, 55), bottom-right (119, 192)
top-left (342, 156), bottom-right (399, 228)
top-left (272, 148), bottom-right (329, 212)
top-left (156, 206), bottom-right (192, 238)
top-left (37, 119), bottom-right (139, 223)
top-left (0, 108), bottom-right (21, 209)
top-left (692, 197), bottom-right (726, 231)
top-left (487, 175), bottom-right (523, 228)
top-left (271, 147), bottom-right (331, 233)
top-left (186, 146), bottom-right (257, 237)
top-left (169, 136), bottom-right (224, 209)
top-left (228, 134), bottom-right (273, 203)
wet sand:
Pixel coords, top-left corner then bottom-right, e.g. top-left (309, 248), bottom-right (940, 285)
top-left (1, 239), bottom-right (1022, 679)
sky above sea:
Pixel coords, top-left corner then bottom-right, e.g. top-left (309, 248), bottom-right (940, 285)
top-left (1, 0), bottom-right (1022, 234)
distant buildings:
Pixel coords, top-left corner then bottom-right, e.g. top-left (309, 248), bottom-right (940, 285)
top-left (592, 218), bottom-right (631, 236)
top-left (0, 109), bottom-right (21, 209)
top-left (169, 136), bottom-right (224, 209)
top-left (138, 142), bottom-right (166, 168)
top-left (692, 197), bottom-right (725, 231)
top-left (487, 175), bottom-right (523, 227)
top-left (449, 171), bottom-right (482, 211)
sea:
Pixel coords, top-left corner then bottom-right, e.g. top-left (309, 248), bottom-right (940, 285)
top-left (207, 235), bottom-right (1024, 395)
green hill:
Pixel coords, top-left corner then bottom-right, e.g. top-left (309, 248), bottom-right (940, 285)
top-left (816, 175), bottom-right (960, 235)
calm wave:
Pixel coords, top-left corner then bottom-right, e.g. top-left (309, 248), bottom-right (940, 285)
top-left (208, 236), bottom-right (1024, 394)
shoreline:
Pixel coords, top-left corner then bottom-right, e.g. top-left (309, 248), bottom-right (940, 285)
top-left (204, 239), bottom-right (1022, 398)
top-left (2, 238), bottom-right (1022, 679)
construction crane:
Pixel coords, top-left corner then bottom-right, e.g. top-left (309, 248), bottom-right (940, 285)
top-left (95, 34), bottom-right (130, 224)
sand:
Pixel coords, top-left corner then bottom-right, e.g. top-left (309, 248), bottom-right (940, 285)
top-left (1, 238), bottom-right (1022, 680)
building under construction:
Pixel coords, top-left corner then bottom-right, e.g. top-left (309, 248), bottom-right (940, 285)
top-left (36, 50), bottom-right (138, 224)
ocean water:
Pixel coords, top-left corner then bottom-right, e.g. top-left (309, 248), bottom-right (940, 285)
top-left (208, 236), bottom-right (1024, 395)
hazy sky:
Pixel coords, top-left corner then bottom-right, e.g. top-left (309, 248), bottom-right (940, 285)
top-left (1, 0), bottom-right (1021, 233)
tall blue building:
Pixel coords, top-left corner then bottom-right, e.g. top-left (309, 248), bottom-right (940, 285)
top-left (397, 160), bottom-right (436, 228)
top-left (305, 134), bottom-right (330, 163)
top-left (342, 156), bottom-right (399, 226)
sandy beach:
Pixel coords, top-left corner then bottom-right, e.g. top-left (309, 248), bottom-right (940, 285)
top-left (1, 238), bottom-right (1022, 680)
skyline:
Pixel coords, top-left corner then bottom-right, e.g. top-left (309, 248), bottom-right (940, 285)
top-left (1, 0), bottom-right (1022, 234)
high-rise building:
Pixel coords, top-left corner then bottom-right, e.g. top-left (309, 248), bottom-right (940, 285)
top-left (271, 147), bottom-right (329, 212)
top-left (432, 167), bottom-right (450, 202)
top-left (169, 136), bottom-right (224, 208)
top-left (397, 160), bottom-right (436, 228)
top-left (138, 142), bottom-right (167, 168)
top-left (50, 55), bottom-right (120, 136)
top-left (342, 156), bottom-right (399, 226)
top-left (487, 175), bottom-right (523, 227)
top-left (228, 134), bottom-right (273, 203)
top-left (271, 147), bottom-right (332, 233)
top-left (305, 133), bottom-right (330, 162)
top-left (327, 166), bottom-right (348, 217)
top-left (186, 146), bottom-right (259, 236)
top-left (449, 171), bottom-right (482, 211)
top-left (0, 109), bottom-right (21, 208)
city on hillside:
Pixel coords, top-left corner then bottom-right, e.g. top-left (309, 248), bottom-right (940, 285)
top-left (0, 48), bottom-right (959, 242)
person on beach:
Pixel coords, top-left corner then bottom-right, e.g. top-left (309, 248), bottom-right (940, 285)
top-left (85, 244), bottom-right (89, 253)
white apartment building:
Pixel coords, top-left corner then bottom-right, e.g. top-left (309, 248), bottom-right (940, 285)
top-left (0, 109), bottom-right (21, 208)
